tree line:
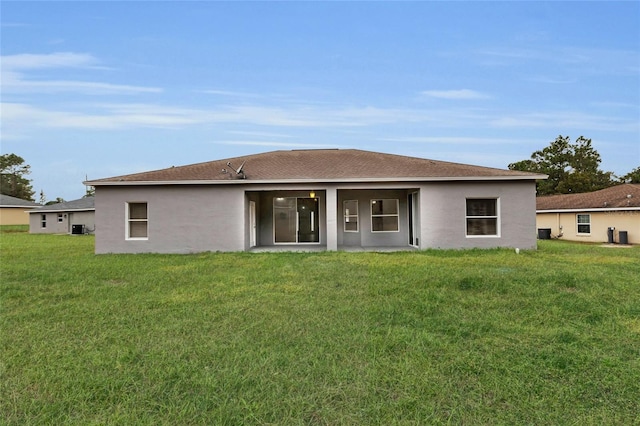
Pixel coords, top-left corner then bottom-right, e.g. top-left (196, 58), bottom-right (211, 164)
top-left (508, 135), bottom-right (639, 195)
top-left (2, 137), bottom-right (639, 202)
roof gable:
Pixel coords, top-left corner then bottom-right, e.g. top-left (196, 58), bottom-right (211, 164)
top-left (536, 184), bottom-right (640, 210)
top-left (87, 149), bottom-right (544, 184)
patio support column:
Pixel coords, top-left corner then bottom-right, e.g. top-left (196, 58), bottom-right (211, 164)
top-left (325, 186), bottom-right (338, 251)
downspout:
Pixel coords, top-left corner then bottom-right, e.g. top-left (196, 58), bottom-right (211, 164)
top-left (556, 212), bottom-right (563, 238)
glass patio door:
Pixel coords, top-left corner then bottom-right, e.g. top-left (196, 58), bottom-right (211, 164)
top-left (297, 198), bottom-right (319, 243)
top-left (273, 197), bottom-right (319, 244)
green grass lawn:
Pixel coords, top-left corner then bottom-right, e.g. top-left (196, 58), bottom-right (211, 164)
top-left (1, 232), bottom-right (639, 425)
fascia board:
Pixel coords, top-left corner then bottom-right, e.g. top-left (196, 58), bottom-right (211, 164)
top-left (86, 174), bottom-right (547, 187)
top-left (28, 208), bottom-right (95, 214)
top-left (537, 207), bottom-right (640, 213)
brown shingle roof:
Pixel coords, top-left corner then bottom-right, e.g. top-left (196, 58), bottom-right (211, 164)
top-left (88, 149), bottom-right (544, 185)
top-left (536, 184), bottom-right (640, 210)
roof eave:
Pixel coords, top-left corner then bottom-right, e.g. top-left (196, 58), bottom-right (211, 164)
top-left (86, 174), bottom-right (547, 187)
top-left (29, 208), bottom-right (95, 214)
top-left (537, 207), bottom-right (640, 213)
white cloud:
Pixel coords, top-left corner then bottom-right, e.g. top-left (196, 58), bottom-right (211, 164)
top-left (380, 136), bottom-right (523, 145)
top-left (477, 46), bottom-right (640, 76)
top-left (423, 151), bottom-right (520, 170)
top-left (201, 89), bottom-right (264, 98)
top-left (0, 100), bottom-right (486, 134)
top-left (207, 105), bottom-right (435, 128)
top-left (4, 76), bottom-right (162, 95)
top-left (0, 52), bottom-right (162, 95)
top-left (217, 141), bottom-right (338, 149)
top-left (490, 111), bottom-right (638, 132)
top-left (2, 52), bottom-right (97, 69)
top-left (421, 89), bottom-right (489, 100)
top-left (227, 130), bottom-right (293, 138)
top-left (6, 93), bottom-right (634, 138)
top-left (524, 76), bottom-right (576, 84)
top-left (0, 102), bottom-right (196, 131)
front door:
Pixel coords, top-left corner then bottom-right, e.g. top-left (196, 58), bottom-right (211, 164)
top-left (273, 197), bottom-right (319, 244)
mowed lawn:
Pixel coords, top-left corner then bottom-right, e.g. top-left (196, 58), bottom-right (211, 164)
top-left (1, 231), bottom-right (639, 425)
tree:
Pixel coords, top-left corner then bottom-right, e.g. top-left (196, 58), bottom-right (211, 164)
top-left (84, 175), bottom-right (95, 197)
top-left (619, 167), bottom-right (640, 184)
top-left (509, 135), bottom-right (614, 195)
top-left (0, 153), bottom-right (35, 201)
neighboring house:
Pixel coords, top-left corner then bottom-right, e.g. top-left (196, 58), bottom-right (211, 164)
top-left (85, 149), bottom-right (546, 254)
top-left (0, 194), bottom-right (41, 225)
top-left (29, 197), bottom-right (95, 235)
top-left (536, 184), bottom-right (640, 245)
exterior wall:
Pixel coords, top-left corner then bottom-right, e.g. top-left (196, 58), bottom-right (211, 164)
top-left (95, 185), bottom-right (244, 254)
top-left (419, 181), bottom-right (538, 249)
top-left (1, 207), bottom-right (36, 225)
top-left (537, 210), bottom-right (639, 244)
top-left (29, 210), bottom-right (95, 234)
top-left (337, 188), bottom-right (411, 248)
top-left (95, 179), bottom-right (539, 253)
top-left (68, 211), bottom-right (96, 234)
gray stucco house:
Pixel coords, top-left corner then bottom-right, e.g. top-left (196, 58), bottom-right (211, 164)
top-left (86, 149), bottom-right (546, 254)
top-left (29, 197), bottom-right (95, 235)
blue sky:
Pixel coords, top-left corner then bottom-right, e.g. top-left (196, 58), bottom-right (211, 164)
top-left (2, 1), bottom-right (639, 201)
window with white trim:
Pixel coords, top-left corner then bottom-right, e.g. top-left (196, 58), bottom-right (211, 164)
top-left (58, 213), bottom-right (64, 223)
top-left (466, 198), bottom-right (499, 236)
top-left (127, 202), bottom-right (148, 239)
top-left (371, 199), bottom-right (399, 232)
top-left (577, 214), bottom-right (591, 234)
top-left (344, 200), bottom-right (359, 232)
top-left (41, 214), bottom-right (47, 228)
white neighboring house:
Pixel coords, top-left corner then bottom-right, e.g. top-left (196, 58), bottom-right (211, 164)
top-left (29, 197), bottom-right (95, 235)
top-left (536, 184), bottom-right (640, 245)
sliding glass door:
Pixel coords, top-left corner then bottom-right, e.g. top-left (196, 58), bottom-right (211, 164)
top-left (273, 197), bottom-right (319, 244)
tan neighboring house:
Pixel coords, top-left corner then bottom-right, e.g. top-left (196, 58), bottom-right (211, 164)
top-left (86, 149), bottom-right (546, 254)
top-left (29, 197), bottom-right (95, 235)
top-left (536, 184), bottom-right (640, 245)
top-left (0, 194), bottom-right (41, 225)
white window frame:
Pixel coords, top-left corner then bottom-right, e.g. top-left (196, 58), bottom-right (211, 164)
top-left (343, 200), bottom-right (359, 232)
top-left (126, 202), bottom-right (148, 240)
top-left (57, 213), bottom-right (64, 223)
top-left (466, 198), bottom-right (500, 238)
top-left (576, 214), bottom-right (591, 235)
top-left (370, 199), bottom-right (400, 233)
top-left (41, 214), bottom-right (47, 228)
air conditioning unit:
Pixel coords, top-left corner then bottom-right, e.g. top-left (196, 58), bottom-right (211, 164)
top-left (71, 224), bottom-right (85, 235)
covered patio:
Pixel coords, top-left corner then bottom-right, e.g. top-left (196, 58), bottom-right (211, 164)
top-left (245, 186), bottom-right (420, 252)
